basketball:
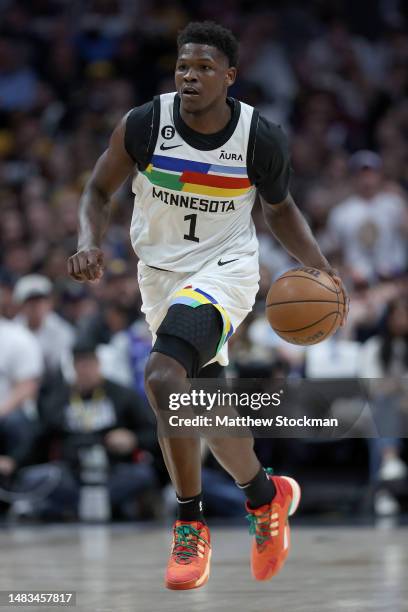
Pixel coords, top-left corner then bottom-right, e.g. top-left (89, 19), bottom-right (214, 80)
top-left (266, 267), bottom-right (345, 345)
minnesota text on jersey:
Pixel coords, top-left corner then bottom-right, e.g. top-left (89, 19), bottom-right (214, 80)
top-left (152, 187), bottom-right (235, 212)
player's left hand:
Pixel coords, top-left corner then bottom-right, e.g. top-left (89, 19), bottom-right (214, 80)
top-left (322, 267), bottom-right (349, 327)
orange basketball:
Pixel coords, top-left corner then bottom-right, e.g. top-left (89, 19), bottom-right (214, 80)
top-left (266, 267), bottom-right (345, 346)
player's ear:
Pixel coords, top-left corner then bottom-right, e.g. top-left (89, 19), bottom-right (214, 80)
top-left (225, 67), bottom-right (237, 87)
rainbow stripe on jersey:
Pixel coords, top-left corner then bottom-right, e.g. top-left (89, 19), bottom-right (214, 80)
top-left (170, 286), bottom-right (234, 353)
top-left (143, 154), bottom-right (251, 198)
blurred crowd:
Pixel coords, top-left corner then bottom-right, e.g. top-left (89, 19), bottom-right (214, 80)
top-left (0, 0), bottom-right (408, 521)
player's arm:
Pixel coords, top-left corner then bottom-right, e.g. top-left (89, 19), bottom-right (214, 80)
top-left (252, 116), bottom-right (349, 322)
top-left (261, 193), bottom-right (330, 271)
top-left (261, 193), bottom-right (349, 323)
top-left (68, 116), bottom-right (135, 282)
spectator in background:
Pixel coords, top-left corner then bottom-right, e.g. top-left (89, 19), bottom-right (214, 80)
top-left (239, 13), bottom-right (297, 121)
top-left (76, 259), bottom-right (141, 347)
top-left (345, 278), bottom-right (402, 344)
top-left (11, 342), bottom-right (159, 520)
top-left (13, 274), bottom-right (75, 374)
top-left (359, 296), bottom-right (408, 515)
top-left (319, 150), bottom-right (352, 205)
top-left (303, 186), bottom-right (335, 256)
top-left (0, 296), bottom-right (43, 484)
top-left (0, 270), bottom-right (15, 320)
top-left (0, 36), bottom-right (39, 112)
top-left (304, 18), bottom-right (385, 121)
top-left (97, 307), bottom-right (152, 399)
top-left (58, 282), bottom-right (96, 328)
top-left (305, 333), bottom-right (361, 379)
top-left (1, 243), bottom-right (32, 279)
top-left (328, 150), bottom-right (408, 284)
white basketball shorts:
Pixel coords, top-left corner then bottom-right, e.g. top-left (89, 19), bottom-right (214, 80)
top-left (137, 252), bottom-right (259, 367)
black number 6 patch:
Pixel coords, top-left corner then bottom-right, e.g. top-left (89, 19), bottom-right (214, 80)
top-left (161, 125), bottom-right (175, 140)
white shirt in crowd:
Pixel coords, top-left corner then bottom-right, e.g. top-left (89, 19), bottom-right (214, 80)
top-left (305, 337), bottom-right (361, 378)
top-left (328, 191), bottom-right (407, 281)
top-left (0, 317), bottom-right (43, 412)
top-left (15, 311), bottom-right (75, 372)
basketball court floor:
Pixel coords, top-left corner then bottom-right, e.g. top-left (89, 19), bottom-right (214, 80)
top-left (0, 523), bottom-right (407, 612)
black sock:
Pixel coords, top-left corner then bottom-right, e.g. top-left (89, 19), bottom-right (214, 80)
top-left (237, 467), bottom-right (276, 509)
top-left (176, 493), bottom-right (205, 522)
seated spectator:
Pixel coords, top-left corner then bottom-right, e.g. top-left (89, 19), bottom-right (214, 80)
top-left (97, 309), bottom-right (152, 399)
top-left (11, 341), bottom-right (159, 521)
top-left (327, 151), bottom-right (408, 284)
top-left (305, 333), bottom-right (361, 379)
top-left (246, 315), bottom-right (305, 375)
top-left (0, 307), bottom-right (43, 460)
top-left (75, 259), bottom-right (141, 347)
top-left (13, 274), bottom-right (75, 374)
top-left (359, 296), bottom-right (408, 515)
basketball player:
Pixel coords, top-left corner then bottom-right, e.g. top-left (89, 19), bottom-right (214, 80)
top-left (68, 22), bottom-right (348, 590)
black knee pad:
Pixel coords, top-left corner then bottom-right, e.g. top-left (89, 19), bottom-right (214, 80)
top-left (152, 303), bottom-right (223, 377)
top-left (152, 335), bottom-right (199, 378)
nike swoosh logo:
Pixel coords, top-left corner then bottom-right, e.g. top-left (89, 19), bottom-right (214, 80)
top-left (218, 258), bottom-right (239, 266)
top-left (160, 143), bottom-right (182, 151)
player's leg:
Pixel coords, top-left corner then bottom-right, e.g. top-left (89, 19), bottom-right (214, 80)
top-left (144, 304), bottom-right (220, 590)
top-left (142, 265), bottom-right (300, 583)
top-left (139, 263), bottom-right (204, 509)
top-left (197, 361), bottom-right (283, 508)
top-left (197, 363), bottom-right (263, 487)
top-left (207, 433), bottom-right (301, 580)
top-left (152, 312), bottom-right (301, 583)
top-left (145, 351), bottom-right (202, 500)
top-left (199, 351), bottom-right (301, 581)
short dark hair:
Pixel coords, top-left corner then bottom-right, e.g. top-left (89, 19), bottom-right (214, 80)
top-left (177, 21), bottom-right (239, 67)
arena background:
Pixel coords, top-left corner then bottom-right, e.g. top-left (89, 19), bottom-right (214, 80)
top-left (0, 1), bottom-right (407, 610)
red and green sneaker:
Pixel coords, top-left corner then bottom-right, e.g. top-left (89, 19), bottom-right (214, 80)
top-left (246, 469), bottom-right (301, 581)
top-left (165, 521), bottom-right (211, 590)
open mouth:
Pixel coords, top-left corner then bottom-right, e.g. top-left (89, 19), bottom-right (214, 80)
top-left (182, 87), bottom-right (200, 96)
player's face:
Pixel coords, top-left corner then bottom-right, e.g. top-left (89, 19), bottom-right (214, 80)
top-left (175, 44), bottom-right (236, 113)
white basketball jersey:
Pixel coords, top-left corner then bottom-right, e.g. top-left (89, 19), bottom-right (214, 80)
top-left (130, 92), bottom-right (258, 273)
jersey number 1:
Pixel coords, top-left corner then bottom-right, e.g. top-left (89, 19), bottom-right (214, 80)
top-left (183, 214), bottom-right (199, 243)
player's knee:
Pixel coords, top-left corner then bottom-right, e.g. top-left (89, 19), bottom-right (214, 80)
top-left (144, 352), bottom-right (186, 411)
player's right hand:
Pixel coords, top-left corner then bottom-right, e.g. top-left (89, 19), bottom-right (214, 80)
top-left (324, 268), bottom-right (349, 327)
top-left (67, 247), bottom-right (105, 283)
